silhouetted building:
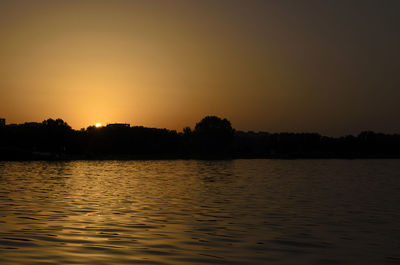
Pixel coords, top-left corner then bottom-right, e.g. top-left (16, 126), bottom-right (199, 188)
top-left (24, 122), bottom-right (41, 127)
top-left (106, 123), bottom-right (130, 128)
top-left (0, 118), bottom-right (5, 127)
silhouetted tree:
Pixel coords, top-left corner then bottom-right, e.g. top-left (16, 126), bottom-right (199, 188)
top-left (1, 116), bottom-right (400, 160)
top-left (183, 126), bottom-right (192, 136)
top-left (42, 118), bottom-right (71, 130)
top-left (41, 118), bottom-right (72, 152)
top-left (193, 116), bottom-right (234, 156)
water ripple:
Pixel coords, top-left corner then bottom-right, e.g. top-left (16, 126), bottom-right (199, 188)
top-left (0, 160), bottom-right (399, 264)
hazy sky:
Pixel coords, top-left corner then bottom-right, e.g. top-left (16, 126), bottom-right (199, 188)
top-left (1, 0), bottom-right (399, 136)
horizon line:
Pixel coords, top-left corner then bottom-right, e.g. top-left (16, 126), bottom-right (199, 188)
top-left (1, 117), bottom-right (399, 138)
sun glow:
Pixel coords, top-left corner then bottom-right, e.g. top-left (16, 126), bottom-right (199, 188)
top-left (95, 123), bottom-right (102, 128)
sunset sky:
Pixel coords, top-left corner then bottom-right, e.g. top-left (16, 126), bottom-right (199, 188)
top-left (1, 0), bottom-right (399, 136)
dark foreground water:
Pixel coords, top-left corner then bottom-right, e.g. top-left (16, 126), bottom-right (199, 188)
top-left (0, 160), bottom-right (399, 265)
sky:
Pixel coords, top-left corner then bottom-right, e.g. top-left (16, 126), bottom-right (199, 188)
top-left (0, 0), bottom-right (399, 136)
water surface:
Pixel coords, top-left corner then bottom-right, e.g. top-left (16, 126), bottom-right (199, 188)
top-left (0, 160), bottom-right (399, 264)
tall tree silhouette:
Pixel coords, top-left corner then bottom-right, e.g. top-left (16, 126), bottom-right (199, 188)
top-left (193, 116), bottom-right (234, 155)
top-left (42, 118), bottom-right (72, 152)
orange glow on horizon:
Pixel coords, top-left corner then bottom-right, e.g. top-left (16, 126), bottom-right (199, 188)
top-left (0, 1), bottom-right (399, 136)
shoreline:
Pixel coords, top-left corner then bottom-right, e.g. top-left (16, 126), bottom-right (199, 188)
top-left (1, 152), bottom-right (400, 161)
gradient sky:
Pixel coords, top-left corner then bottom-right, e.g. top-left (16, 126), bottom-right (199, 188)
top-left (1, 0), bottom-right (399, 136)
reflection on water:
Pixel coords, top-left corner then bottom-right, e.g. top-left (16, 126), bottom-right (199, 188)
top-left (0, 160), bottom-right (399, 264)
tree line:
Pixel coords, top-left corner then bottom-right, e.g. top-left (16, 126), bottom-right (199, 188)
top-left (0, 116), bottom-right (399, 160)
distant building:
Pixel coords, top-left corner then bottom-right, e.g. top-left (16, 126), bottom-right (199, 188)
top-left (0, 118), bottom-right (5, 127)
top-left (106, 123), bottom-right (130, 128)
top-left (23, 122), bottom-right (41, 127)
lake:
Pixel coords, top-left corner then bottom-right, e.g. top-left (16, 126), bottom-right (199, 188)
top-left (0, 160), bottom-right (399, 264)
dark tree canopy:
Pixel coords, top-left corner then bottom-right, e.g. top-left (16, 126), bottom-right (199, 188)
top-left (42, 118), bottom-right (71, 130)
top-left (1, 115), bottom-right (400, 160)
top-left (193, 116), bottom-right (234, 155)
top-left (194, 116), bottom-right (233, 135)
